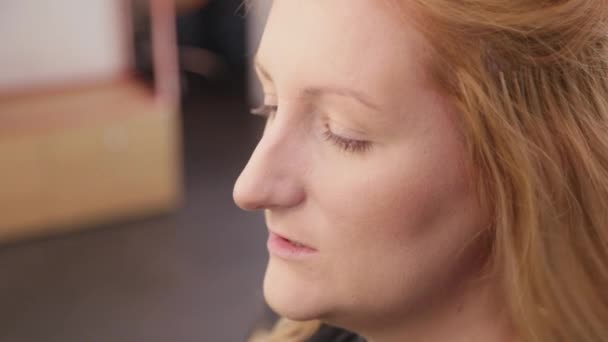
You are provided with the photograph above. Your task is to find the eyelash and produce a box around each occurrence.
[321,125,371,154]
[250,104,372,154]
[250,104,277,117]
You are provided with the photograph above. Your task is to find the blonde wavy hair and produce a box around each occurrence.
[250,0,608,341]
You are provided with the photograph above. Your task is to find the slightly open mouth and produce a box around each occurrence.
[283,237,307,248]
[268,232,317,257]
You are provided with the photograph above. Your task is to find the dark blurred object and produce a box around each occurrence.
[176,0,247,85]
[175,0,211,14]
[131,0,156,85]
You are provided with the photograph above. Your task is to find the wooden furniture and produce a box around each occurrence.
[0,0,182,242]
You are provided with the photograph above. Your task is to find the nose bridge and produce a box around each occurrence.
[253,113,301,176]
[233,111,306,210]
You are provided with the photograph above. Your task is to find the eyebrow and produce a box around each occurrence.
[254,57,381,111]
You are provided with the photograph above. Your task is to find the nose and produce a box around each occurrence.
[233,118,306,211]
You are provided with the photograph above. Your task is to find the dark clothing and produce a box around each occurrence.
[307,324,366,342]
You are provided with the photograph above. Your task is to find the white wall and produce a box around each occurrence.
[0,0,130,92]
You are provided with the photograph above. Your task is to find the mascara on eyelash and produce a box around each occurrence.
[322,125,372,153]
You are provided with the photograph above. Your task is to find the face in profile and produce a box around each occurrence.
[234,0,490,331]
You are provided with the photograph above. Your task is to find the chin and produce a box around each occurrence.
[263,257,331,321]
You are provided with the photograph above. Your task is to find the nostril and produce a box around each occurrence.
[234,193,266,211]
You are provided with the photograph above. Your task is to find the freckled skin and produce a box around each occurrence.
[233,1,508,341]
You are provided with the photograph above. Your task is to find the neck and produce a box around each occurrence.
[355,276,517,342]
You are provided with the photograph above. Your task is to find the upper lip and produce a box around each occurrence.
[270,230,317,250]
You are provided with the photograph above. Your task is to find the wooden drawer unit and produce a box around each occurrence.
[0,81,182,241]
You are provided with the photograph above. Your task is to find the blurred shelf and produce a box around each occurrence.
[0,79,182,243]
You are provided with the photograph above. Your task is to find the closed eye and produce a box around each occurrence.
[322,123,372,154]
[250,104,372,154]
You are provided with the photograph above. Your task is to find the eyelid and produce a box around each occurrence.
[322,123,372,154]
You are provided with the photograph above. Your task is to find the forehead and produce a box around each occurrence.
[256,0,432,99]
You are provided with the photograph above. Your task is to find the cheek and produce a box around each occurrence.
[306,141,486,317]
[315,144,474,245]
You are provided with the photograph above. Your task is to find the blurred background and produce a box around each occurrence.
[0,0,274,340]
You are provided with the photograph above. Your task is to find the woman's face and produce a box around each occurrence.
[234,0,489,330]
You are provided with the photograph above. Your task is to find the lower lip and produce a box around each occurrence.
[267,232,317,259]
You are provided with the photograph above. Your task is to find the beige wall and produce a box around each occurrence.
[0,0,131,92]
